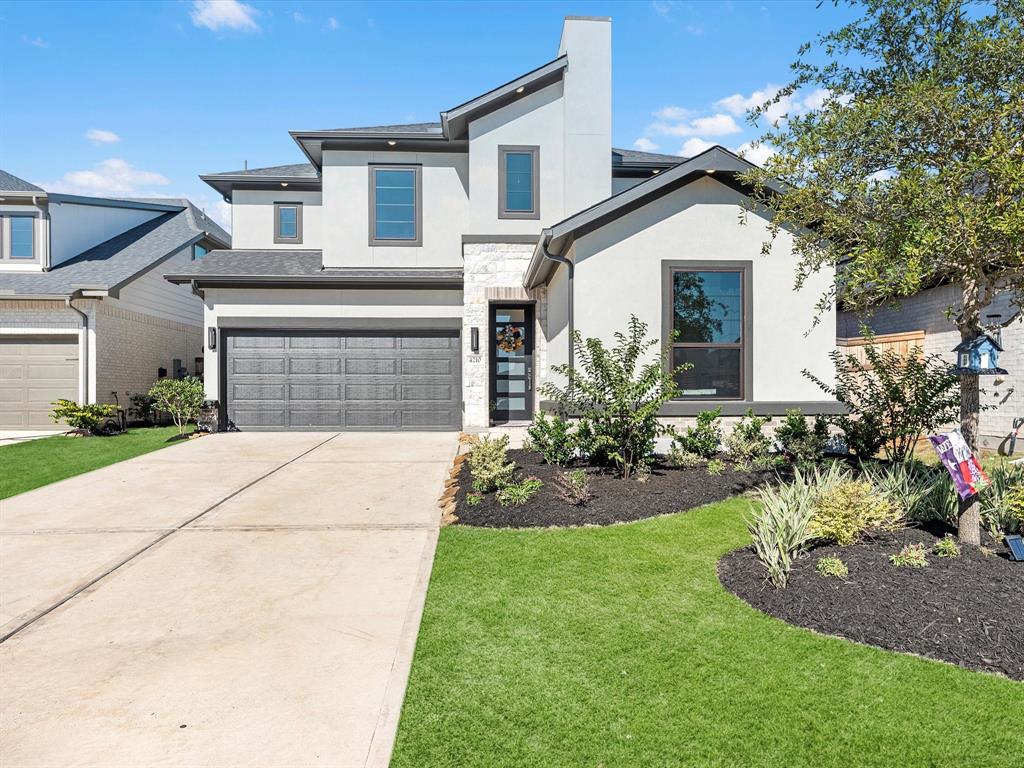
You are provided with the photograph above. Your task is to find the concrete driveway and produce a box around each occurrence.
[0,431,457,768]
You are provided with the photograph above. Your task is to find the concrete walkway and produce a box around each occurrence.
[0,431,457,768]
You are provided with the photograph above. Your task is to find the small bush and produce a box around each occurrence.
[674,408,722,459]
[526,412,577,466]
[50,399,118,434]
[468,435,516,492]
[809,480,903,545]
[666,445,705,469]
[148,376,204,435]
[934,536,961,558]
[981,463,1024,536]
[747,469,817,588]
[816,556,849,579]
[496,476,543,507]
[860,460,947,523]
[774,409,829,465]
[555,469,592,506]
[1007,484,1024,529]
[466,492,484,507]
[890,542,928,568]
[725,409,773,465]
[706,458,725,476]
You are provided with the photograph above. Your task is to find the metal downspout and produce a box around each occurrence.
[540,234,574,380]
[65,291,89,403]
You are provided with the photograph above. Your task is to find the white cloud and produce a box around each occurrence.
[292,11,307,23]
[190,0,260,32]
[22,35,48,48]
[632,138,660,153]
[868,168,896,183]
[650,112,741,138]
[651,0,676,18]
[85,129,120,144]
[44,159,171,197]
[654,106,694,122]
[679,138,716,157]
[716,84,842,126]
[734,141,776,166]
[327,17,340,30]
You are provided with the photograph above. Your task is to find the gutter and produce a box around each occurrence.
[65,290,89,403]
[539,231,575,378]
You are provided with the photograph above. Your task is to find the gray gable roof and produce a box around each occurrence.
[612,148,686,167]
[323,122,443,134]
[205,162,319,179]
[0,169,44,194]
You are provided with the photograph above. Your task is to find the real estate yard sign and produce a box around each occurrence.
[929,429,989,499]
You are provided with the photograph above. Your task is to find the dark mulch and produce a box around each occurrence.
[454,449,775,528]
[718,526,1024,680]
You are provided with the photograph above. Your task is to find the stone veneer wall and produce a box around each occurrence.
[462,242,547,429]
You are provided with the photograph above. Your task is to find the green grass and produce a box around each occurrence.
[0,426,184,499]
[392,500,1023,767]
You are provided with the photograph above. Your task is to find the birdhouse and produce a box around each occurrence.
[952,334,1007,375]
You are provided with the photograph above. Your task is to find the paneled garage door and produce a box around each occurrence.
[224,330,461,431]
[0,337,79,429]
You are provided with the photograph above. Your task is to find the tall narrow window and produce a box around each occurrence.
[192,243,209,260]
[274,203,302,244]
[370,166,421,245]
[499,146,539,219]
[9,216,34,259]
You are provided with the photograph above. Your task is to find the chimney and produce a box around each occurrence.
[558,16,612,214]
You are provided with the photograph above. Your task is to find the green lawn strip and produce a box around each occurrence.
[0,426,185,499]
[392,499,1022,768]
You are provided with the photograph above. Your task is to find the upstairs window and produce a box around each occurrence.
[499,146,539,220]
[274,202,302,244]
[370,165,421,246]
[192,243,209,260]
[8,216,35,259]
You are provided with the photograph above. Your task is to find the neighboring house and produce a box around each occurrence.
[0,170,229,428]
[168,16,837,433]
[838,287,1023,452]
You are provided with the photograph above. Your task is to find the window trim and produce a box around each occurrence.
[498,145,540,220]
[1,213,39,263]
[273,202,303,244]
[661,260,753,402]
[368,164,423,247]
[192,242,210,261]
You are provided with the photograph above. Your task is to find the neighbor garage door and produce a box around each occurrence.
[0,337,79,429]
[224,330,461,431]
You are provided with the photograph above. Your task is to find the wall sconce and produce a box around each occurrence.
[471,326,480,353]
[208,327,217,350]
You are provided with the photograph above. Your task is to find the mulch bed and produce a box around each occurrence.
[453,449,774,528]
[718,526,1024,680]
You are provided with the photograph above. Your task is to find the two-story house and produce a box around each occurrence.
[0,170,228,429]
[168,16,838,433]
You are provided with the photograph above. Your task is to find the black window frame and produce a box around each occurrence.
[498,145,540,220]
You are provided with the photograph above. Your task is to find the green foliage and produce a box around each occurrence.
[466,492,484,507]
[50,399,118,434]
[674,407,722,459]
[496,476,543,507]
[666,445,705,469]
[525,412,577,466]
[147,376,204,435]
[860,459,947,523]
[725,409,773,465]
[1007,484,1024,529]
[747,468,817,588]
[980,463,1024,536]
[816,556,849,579]
[540,315,682,479]
[774,409,829,465]
[555,469,592,506]
[805,344,960,463]
[890,543,928,569]
[810,479,904,546]
[468,435,517,493]
[934,536,961,559]
[706,458,725,476]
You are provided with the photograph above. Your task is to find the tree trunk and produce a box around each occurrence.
[957,370,982,545]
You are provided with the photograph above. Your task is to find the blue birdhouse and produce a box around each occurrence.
[952,334,1007,375]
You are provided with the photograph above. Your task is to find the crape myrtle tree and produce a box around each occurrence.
[740,0,1024,545]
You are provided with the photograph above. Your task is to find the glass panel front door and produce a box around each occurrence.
[490,305,534,422]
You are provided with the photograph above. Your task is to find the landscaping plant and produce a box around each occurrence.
[809,479,904,546]
[147,376,204,436]
[540,315,683,479]
[934,536,962,559]
[554,469,592,506]
[747,468,817,588]
[674,407,722,459]
[860,460,945,523]
[816,556,849,579]
[525,412,577,466]
[890,543,929,569]
[980,463,1024,536]
[725,409,774,466]
[50,399,118,436]
[774,409,829,466]
[665,445,705,470]
[466,492,484,507]
[496,477,544,507]
[706,458,725,476]
[468,434,516,493]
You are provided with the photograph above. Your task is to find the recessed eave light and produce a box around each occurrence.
[706,169,716,174]
[281,182,289,187]
[652,169,660,175]
[387,140,397,146]
[515,86,525,94]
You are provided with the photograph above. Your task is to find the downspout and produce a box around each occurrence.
[540,233,574,381]
[66,290,89,403]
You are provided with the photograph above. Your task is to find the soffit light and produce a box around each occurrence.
[281,182,289,187]
[387,140,397,146]
[516,86,525,94]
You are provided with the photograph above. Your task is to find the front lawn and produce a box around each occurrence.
[0,426,185,499]
[392,499,1023,767]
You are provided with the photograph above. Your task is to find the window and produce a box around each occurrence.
[498,145,539,219]
[369,165,421,245]
[665,264,750,400]
[8,216,35,260]
[274,202,303,244]
[192,243,209,260]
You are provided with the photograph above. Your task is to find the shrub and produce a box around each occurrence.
[1007,484,1024,529]
[747,469,817,588]
[774,409,829,465]
[816,556,849,579]
[666,446,705,469]
[148,376,204,436]
[127,392,157,426]
[934,536,961,558]
[706,458,725,476]
[526,412,577,466]
[805,343,960,462]
[860,460,946,523]
[980,463,1024,536]
[540,315,682,479]
[50,399,118,435]
[496,476,543,507]
[468,434,516,493]
[466,492,484,507]
[725,409,773,465]
[890,543,928,568]
[555,469,592,506]
[809,480,903,545]
[674,408,722,459]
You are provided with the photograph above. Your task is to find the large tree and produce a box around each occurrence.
[741,0,1024,544]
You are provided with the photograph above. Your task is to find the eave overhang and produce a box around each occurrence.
[200,173,322,199]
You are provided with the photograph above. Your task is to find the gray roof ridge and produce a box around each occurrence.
[55,212,180,270]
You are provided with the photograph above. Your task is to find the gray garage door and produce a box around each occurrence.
[224,330,461,431]
[0,337,79,429]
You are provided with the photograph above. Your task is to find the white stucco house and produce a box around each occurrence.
[167,16,838,433]
[0,170,229,428]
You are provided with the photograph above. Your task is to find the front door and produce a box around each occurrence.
[490,304,534,423]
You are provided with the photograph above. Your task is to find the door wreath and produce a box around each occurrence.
[496,324,524,353]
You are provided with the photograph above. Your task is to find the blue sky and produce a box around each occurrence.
[0,0,859,229]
